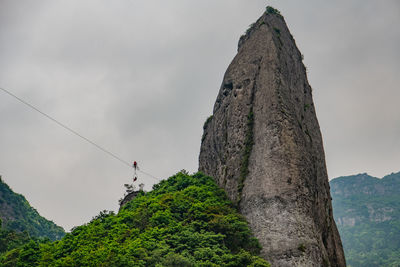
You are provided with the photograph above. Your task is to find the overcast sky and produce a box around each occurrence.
[1,1,399,231]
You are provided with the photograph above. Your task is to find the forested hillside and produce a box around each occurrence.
[0,219,32,255]
[0,172,270,266]
[0,176,65,241]
[331,172,400,267]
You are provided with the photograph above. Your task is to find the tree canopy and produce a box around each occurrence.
[0,172,270,266]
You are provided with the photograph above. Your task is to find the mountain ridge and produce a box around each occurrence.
[331,171,400,198]
[330,171,400,266]
[0,176,65,241]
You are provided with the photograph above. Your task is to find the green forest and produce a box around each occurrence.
[0,219,32,255]
[330,172,400,267]
[0,172,270,266]
[3,170,400,266]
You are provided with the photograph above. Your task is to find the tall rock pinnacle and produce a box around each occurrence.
[199,8,346,267]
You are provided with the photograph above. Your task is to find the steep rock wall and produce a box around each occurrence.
[199,9,345,267]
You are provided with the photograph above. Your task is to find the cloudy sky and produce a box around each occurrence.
[1,1,399,231]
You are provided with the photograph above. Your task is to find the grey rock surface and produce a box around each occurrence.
[199,10,346,267]
[119,191,140,210]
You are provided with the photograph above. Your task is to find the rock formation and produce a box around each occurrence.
[119,190,141,210]
[199,8,346,266]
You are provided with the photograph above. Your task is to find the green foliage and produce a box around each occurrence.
[238,109,255,200]
[0,178,65,241]
[273,27,280,36]
[0,222,32,255]
[297,243,306,253]
[203,115,213,131]
[239,6,282,46]
[1,172,269,266]
[338,221,400,267]
[246,23,256,35]
[331,172,400,267]
[265,6,281,16]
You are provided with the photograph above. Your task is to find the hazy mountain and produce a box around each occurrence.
[331,172,400,266]
[0,176,65,241]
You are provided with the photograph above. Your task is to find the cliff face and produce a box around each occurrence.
[199,9,345,267]
[331,172,400,227]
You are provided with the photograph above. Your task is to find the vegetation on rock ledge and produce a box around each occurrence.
[265,6,281,16]
[238,109,255,202]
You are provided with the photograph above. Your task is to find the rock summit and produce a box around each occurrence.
[199,8,346,267]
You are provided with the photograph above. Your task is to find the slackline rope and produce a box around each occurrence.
[0,86,160,182]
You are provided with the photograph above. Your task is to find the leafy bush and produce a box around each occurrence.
[203,115,213,131]
[265,6,281,16]
[0,222,32,255]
